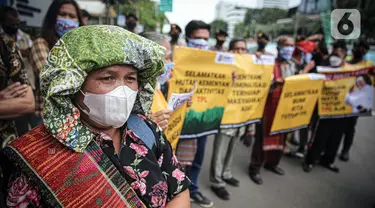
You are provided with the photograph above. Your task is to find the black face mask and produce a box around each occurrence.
[3,25,19,35]
[171,34,179,42]
[257,41,266,50]
[216,39,225,46]
[126,22,137,30]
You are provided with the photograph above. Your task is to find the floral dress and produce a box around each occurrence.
[96,115,190,207]
[6,115,190,208]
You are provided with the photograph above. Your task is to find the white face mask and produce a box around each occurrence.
[329,55,343,67]
[79,85,138,128]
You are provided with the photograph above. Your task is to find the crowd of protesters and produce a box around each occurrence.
[0,0,374,207]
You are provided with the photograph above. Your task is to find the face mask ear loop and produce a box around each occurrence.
[80,89,86,96]
[75,90,88,113]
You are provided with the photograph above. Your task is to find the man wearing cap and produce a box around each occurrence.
[210,29,228,52]
[169,24,184,47]
[256,32,272,55]
[125,13,138,33]
[169,24,185,57]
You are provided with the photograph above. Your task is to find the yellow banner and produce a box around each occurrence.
[220,54,274,128]
[169,47,233,138]
[164,103,187,151]
[271,74,325,134]
[318,61,375,118]
[151,89,168,113]
[151,89,187,150]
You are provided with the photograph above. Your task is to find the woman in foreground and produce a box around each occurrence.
[4,25,190,208]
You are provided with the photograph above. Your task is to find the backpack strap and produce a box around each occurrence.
[127,114,156,150]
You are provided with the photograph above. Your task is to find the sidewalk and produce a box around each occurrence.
[192,116,375,208]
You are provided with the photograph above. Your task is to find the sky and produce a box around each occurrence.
[164,0,301,33]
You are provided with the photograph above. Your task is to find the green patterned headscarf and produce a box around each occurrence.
[40,25,165,152]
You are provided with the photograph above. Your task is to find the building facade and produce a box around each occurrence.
[259,0,290,9]
[215,1,247,39]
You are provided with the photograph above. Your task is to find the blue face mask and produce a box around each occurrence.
[187,39,209,50]
[55,18,79,37]
[158,62,175,85]
[303,52,313,64]
[279,46,295,61]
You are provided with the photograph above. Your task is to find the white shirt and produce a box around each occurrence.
[345,85,374,113]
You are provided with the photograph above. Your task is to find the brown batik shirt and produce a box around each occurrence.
[0,34,30,148]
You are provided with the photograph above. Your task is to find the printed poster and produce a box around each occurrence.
[169,47,233,139]
[220,54,274,128]
[270,74,325,134]
[151,89,190,150]
[318,61,375,118]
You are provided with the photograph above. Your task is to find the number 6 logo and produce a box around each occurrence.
[331,9,360,39]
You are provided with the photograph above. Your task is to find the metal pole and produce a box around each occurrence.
[293,11,300,37]
[105,0,110,24]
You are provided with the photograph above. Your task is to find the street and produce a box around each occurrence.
[192,116,375,208]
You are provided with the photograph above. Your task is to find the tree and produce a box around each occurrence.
[122,0,169,32]
[210,19,228,38]
[234,23,246,38]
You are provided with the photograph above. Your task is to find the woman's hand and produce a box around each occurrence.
[276,78,284,84]
[254,51,262,58]
[302,60,315,74]
[349,85,355,93]
[0,82,28,100]
[232,69,238,83]
[150,109,172,131]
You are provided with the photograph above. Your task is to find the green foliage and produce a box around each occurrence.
[122,0,168,32]
[181,107,225,135]
[234,7,323,39]
[210,19,228,38]
[244,8,288,25]
[233,8,289,39]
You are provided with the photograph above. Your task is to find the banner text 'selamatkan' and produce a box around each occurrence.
[271,74,324,134]
[169,47,233,139]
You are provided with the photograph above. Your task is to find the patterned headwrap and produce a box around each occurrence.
[40,25,165,152]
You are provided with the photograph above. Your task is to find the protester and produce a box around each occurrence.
[329,40,347,67]
[169,24,185,50]
[339,39,372,162]
[0,6,40,135]
[210,29,228,51]
[302,41,329,73]
[284,39,317,158]
[248,36,296,185]
[246,32,273,157]
[126,13,138,33]
[0,33,35,208]
[175,20,214,207]
[30,0,83,121]
[210,39,246,200]
[303,40,349,173]
[3,25,190,208]
[81,9,90,25]
[230,39,247,54]
[292,40,315,73]
[256,32,272,55]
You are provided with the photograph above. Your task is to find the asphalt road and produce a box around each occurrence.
[191,116,375,208]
